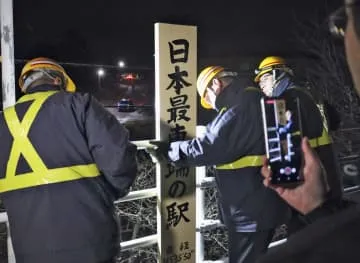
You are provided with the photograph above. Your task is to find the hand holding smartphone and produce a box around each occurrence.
[261,97,304,187]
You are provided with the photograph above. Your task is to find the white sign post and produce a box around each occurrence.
[154,23,197,262]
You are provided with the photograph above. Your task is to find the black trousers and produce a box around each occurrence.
[287,208,308,236]
[228,229,275,263]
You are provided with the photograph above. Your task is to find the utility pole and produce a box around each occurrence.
[1,0,16,109]
[1,0,17,262]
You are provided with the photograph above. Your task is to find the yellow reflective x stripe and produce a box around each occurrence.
[1,91,100,193]
[5,92,55,177]
[17,90,57,103]
[216,155,264,170]
[0,164,100,192]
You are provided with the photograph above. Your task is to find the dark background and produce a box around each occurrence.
[8,0,345,136]
[14,0,342,66]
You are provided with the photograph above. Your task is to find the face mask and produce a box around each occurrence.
[259,74,274,96]
[206,87,217,108]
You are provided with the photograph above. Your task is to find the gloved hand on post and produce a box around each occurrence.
[146,140,171,163]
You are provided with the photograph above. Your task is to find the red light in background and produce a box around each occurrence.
[124,74,135,80]
[120,72,141,81]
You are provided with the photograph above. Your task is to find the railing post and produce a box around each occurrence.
[1,0,17,262]
[6,222,15,263]
[1,0,16,109]
[196,126,207,263]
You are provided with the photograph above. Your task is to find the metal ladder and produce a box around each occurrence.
[267,101,282,163]
[285,133,295,162]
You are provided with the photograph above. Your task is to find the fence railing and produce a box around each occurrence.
[2,139,360,262]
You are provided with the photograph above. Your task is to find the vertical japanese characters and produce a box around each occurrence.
[165,39,192,229]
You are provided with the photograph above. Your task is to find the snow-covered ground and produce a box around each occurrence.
[105,107,153,124]
[105,107,155,140]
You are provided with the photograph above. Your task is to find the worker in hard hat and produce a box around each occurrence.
[254,56,343,231]
[154,66,290,263]
[254,56,295,97]
[0,57,138,263]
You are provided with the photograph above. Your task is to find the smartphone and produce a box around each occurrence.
[261,97,304,187]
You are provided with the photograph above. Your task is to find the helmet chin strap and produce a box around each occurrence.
[272,70,277,88]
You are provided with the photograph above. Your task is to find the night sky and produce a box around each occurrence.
[14,0,342,68]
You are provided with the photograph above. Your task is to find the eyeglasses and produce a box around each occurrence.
[329,2,360,38]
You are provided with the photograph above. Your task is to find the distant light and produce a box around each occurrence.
[118,60,126,68]
[97,68,105,77]
[121,73,141,81]
[124,73,135,80]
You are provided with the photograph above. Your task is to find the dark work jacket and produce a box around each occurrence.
[257,202,360,263]
[169,78,290,232]
[0,85,138,263]
[272,77,343,201]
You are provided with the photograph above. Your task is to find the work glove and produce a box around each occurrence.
[146,140,171,163]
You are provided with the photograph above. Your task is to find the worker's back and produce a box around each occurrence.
[0,85,137,263]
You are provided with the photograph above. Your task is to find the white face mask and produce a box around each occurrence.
[259,73,274,96]
[206,87,217,108]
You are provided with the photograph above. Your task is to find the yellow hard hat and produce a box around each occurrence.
[254,56,289,82]
[197,66,226,109]
[19,57,76,93]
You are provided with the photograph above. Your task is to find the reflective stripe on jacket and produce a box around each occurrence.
[0,85,137,262]
[2,91,100,193]
[215,128,331,170]
[280,84,342,200]
[169,79,290,232]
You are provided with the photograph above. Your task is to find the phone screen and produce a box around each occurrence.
[261,97,303,186]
